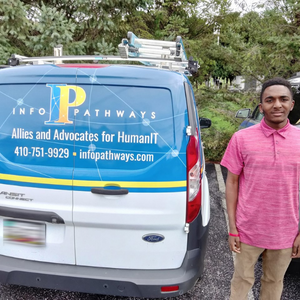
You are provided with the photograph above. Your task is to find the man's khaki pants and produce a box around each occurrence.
[230,243,292,300]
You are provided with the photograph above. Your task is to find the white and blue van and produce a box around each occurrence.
[0,33,211,298]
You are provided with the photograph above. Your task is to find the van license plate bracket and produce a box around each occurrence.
[3,219,46,246]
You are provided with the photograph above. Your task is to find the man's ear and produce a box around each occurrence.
[258,103,263,114]
[291,100,295,111]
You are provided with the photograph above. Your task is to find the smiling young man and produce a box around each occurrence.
[221,77,300,300]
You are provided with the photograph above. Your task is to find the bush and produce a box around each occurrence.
[195,87,258,162]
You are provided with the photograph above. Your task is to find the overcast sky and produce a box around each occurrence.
[231,0,265,13]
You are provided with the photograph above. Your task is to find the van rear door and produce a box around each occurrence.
[0,66,76,264]
[73,67,189,269]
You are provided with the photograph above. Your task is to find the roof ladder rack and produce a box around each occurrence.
[118,32,198,74]
[119,32,187,61]
[8,32,199,75]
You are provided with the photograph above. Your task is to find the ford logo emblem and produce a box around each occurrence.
[142,234,165,243]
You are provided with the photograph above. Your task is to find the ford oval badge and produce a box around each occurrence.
[142,234,165,243]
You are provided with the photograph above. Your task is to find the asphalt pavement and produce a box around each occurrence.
[0,163,299,300]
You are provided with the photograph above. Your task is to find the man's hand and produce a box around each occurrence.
[292,233,300,258]
[229,235,241,254]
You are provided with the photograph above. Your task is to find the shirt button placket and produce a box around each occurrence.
[274,134,278,158]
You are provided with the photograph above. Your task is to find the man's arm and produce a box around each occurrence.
[292,233,300,258]
[225,170,240,253]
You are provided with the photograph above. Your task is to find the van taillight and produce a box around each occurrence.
[186,133,201,223]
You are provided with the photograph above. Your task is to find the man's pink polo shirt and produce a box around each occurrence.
[221,118,300,249]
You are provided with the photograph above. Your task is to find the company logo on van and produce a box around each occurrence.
[142,234,165,243]
[11,84,156,125]
[45,84,86,125]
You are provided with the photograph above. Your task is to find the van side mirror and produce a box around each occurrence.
[199,117,211,129]
[236,108,251,119]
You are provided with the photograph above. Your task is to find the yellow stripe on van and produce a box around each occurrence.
[0,173,72,186]
[0,173,186,188]
[72,180,186,188]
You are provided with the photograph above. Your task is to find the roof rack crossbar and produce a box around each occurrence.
[8,32,199,75]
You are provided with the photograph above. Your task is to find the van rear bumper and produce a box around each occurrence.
[0,227,208,298]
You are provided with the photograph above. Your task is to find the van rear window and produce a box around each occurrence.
[0,81,187,186]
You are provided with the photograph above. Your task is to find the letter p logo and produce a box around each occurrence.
[45,84,86,125]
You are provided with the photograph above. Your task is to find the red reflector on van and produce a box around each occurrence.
[57,64,109,68]
[161,285,179,293]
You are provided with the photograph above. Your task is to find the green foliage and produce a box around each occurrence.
[27,4,78,56]
[0,0,29,33]
[160,15,189,39]
[1,0,300,83]
[217,6,300,80]
[95,39,116,55]
[195,87,258,161]
[0,0,154,62]
[0,0,29,63]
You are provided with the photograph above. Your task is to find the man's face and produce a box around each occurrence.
[259,85,295,129]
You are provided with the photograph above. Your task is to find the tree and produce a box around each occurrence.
[0,0,154,63]
[0,0,29,62]
[3,0,300,86]
[27,3,82,56]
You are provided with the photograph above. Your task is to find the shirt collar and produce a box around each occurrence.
[260,118,291,138]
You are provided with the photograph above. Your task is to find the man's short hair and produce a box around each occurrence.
[260,77,293,103]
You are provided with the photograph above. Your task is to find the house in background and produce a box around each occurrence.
[230,76,262,92]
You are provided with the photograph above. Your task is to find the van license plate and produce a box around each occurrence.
[3,219,46,246]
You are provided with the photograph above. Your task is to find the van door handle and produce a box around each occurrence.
[91,188,129,195]
[0,206,64,224]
